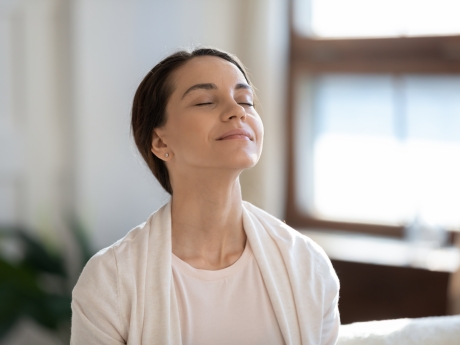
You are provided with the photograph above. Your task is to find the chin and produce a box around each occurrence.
[226,153,260,170]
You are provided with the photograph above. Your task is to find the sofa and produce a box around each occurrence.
[337,315,460,345]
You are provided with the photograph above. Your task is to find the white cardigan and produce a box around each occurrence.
[70,201,340,345]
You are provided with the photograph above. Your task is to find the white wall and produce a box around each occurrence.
[0,0,288,251]
[0,0,68,242]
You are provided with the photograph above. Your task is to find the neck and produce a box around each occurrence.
[170,173,246,270]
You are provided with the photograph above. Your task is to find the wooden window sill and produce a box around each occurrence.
[300,229,460,273]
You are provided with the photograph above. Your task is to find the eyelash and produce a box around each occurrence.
[195,102,254,107]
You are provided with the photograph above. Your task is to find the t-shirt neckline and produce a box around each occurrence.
[171,241,252,281]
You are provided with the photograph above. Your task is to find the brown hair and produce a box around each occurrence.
[131,47,252,194]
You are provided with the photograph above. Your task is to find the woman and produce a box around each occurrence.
[70,48,340,345]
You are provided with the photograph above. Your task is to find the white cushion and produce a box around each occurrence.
[337,315,460,345]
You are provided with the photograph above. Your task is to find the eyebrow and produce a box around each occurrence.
[181,82,253,99]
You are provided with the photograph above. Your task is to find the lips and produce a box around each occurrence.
[217,128,253,141]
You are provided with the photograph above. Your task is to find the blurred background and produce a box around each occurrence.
[0,0,459,344]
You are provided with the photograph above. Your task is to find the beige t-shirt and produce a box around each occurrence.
[172,242,286,345]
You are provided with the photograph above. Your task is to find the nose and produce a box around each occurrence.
[221,99,246,122]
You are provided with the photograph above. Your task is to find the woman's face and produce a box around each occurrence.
[154,56,264,176]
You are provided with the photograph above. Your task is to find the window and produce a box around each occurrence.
[294,0,460,38]
[287,0,460,236]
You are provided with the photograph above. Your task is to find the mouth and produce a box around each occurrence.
[217,128,253,141]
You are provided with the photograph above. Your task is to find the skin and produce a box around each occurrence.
[151,56,264,270]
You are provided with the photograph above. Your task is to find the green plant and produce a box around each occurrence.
[0,220,94,343]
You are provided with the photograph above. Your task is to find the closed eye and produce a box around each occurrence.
[239,102,254,107]
[195,102,213,106]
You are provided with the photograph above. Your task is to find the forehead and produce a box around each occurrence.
[171,56,247,91]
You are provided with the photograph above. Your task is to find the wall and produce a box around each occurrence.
[0,0,289,258]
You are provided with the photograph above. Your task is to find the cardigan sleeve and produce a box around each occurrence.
[320,259,341,345]
[70,247,126,345]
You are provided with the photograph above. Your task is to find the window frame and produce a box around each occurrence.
[285,1,460,237]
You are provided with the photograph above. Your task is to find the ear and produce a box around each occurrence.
[151,128,171,161]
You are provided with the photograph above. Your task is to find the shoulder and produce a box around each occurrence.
[72,225,141,303]
[71,209,163,340]
[243,201,329,260]
[88,200,171,267]
[73,203,166,293]
[76,222,146,282]
[243,201,339,287]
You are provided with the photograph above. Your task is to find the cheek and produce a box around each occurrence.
[168,113,212,151]
[253,116,264,147]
